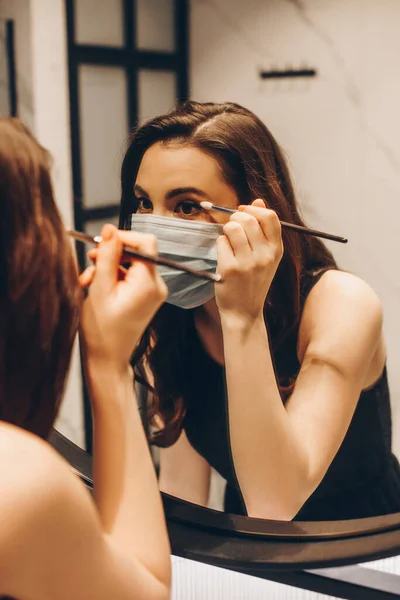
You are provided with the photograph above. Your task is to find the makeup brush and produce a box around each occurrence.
[67,229,222,283]
[200,202,348,244]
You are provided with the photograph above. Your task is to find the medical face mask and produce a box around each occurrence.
[130,213,223,309]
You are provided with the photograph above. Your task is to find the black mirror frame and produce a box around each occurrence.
[50,429,400,599]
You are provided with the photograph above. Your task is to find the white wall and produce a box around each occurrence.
[190,0,400,456]
[0,0,84,447]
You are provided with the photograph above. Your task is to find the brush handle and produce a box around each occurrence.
[210,205,236,215]
[68,229,222,283]
[207,205,347,244]
[120,246,222,282]
[280,221,347,244]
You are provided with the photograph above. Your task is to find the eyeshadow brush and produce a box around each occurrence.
[67,229,223,283]
[200,202,348,244]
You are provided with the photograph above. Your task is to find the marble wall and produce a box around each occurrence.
[190,0,400,457]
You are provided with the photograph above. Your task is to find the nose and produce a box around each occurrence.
[152,207,168,216]
[152,207,176,218]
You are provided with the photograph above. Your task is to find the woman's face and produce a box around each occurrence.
[134,142,239,224]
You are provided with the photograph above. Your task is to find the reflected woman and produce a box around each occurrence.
[0,118,170,599]
[119,101,400,521]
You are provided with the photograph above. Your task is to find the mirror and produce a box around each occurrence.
[41,0,399,534]
[126,0,400,525]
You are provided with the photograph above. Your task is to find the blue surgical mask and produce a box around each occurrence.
[130,213,223,309]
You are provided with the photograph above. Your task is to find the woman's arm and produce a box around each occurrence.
[159,429,211,507]
[216,203,384,520]
[87,364,171,587]
[142,365,211,508]
[79,225,171,586]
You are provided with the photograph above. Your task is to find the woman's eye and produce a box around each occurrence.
[136,197,153,212]
[175,201,201,217]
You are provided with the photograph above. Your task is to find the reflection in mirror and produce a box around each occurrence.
[74,0,124,47]
[138,69,178,126]
[78,65,128,209]
[136,0,175,52]
[121,0,400,523]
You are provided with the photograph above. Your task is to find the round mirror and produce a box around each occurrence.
[50,428,400,565]
[118,0,400,537]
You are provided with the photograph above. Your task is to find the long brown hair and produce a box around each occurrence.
[0,118,80,439]
[120,101,336,447]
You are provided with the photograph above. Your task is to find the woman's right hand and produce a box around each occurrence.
[79,224,167,373]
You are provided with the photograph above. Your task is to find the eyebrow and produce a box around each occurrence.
[133,184,210,201]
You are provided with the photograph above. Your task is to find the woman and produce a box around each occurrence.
[119,100,400,521]
[0,118,171,599]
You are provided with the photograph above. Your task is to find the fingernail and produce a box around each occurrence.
[102,224,114,241]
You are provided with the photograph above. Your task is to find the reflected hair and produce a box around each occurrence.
[119,101,337,447]
[0,118,80,439]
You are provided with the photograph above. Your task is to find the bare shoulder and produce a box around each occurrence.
[0,423,78,492]
[0,424,93,585]
[307,270,381,311]
[0,423,82,526]
[301,270,382,330]
[298,270,384,367]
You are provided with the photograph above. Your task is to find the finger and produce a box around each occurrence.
[229,211,265,251]
[88,245,144,277]
[87,248,97,261]
[116,230,159,277]
[87,232,152,261]
[216,234,235,270]
[78,265,95,288]
[92,224,122,293]
[122,243,167,308]
[238,202,281,245]
[222,221,252,258]
[252,198,267,209]
[123,258,154,286]
[116,230,158,256]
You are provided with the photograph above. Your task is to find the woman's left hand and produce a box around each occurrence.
[215,199,283,324]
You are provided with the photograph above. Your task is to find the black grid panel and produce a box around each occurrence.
[65,0,189,451]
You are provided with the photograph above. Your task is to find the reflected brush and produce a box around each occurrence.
[200,202,348,244]
[67,229,223,283]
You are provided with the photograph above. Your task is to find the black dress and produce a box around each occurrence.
[182,270,400,520]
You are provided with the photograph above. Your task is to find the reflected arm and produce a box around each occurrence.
[159,428,211,507]
[221,271,384,520]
